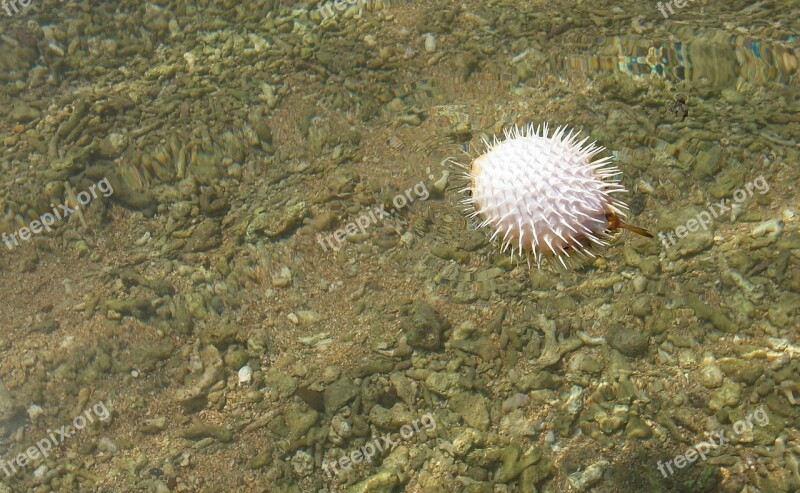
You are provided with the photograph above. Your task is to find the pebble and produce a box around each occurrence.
[97,437,119,454]
[699,365,724,388]
[238,365,253,385]
[27,404,44,420]
[751,218,784,238]
[296,310,326,325]
[432,170,449,195]
[721,88,746,105]
[501,393,531,414]
[567,460,608,491]
[632,275,648,293]
[424,33,436,52]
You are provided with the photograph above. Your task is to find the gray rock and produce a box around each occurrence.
[608,328,649,358]
[344,470,399,493]
[685,293,737,333]
[98,436,119,453]
[424,372,462,397]
[9,102,40,122]
[175,346,225,413]
[448,337,500,360]
[449,392,490,431]
[131,340,175,371]
[284,402,319,441]
[368,404,415,429]
[709,382,741,410]
[0,381,20,424]
[718,358,764,385]
[657,205,715,259]
[184,219,222,253]
[401,301,450,351]
[223,346,249,370]
[495,444,542,483]
[140,417,168,434]
[149,480,171,493]
[246,202,308,239]
[567,460,608,491]
[325,377,359,414]
[699,365,724,388]
[264,370,297,399]
[179,423,234,442]
[721,88,745,105]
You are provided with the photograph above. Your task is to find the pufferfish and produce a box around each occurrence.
[460,123,652,268]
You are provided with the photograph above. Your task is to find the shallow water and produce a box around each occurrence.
[0,0,798,492]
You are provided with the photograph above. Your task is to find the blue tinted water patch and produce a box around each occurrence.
[674,42,685,63]
[563,31,797,86]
